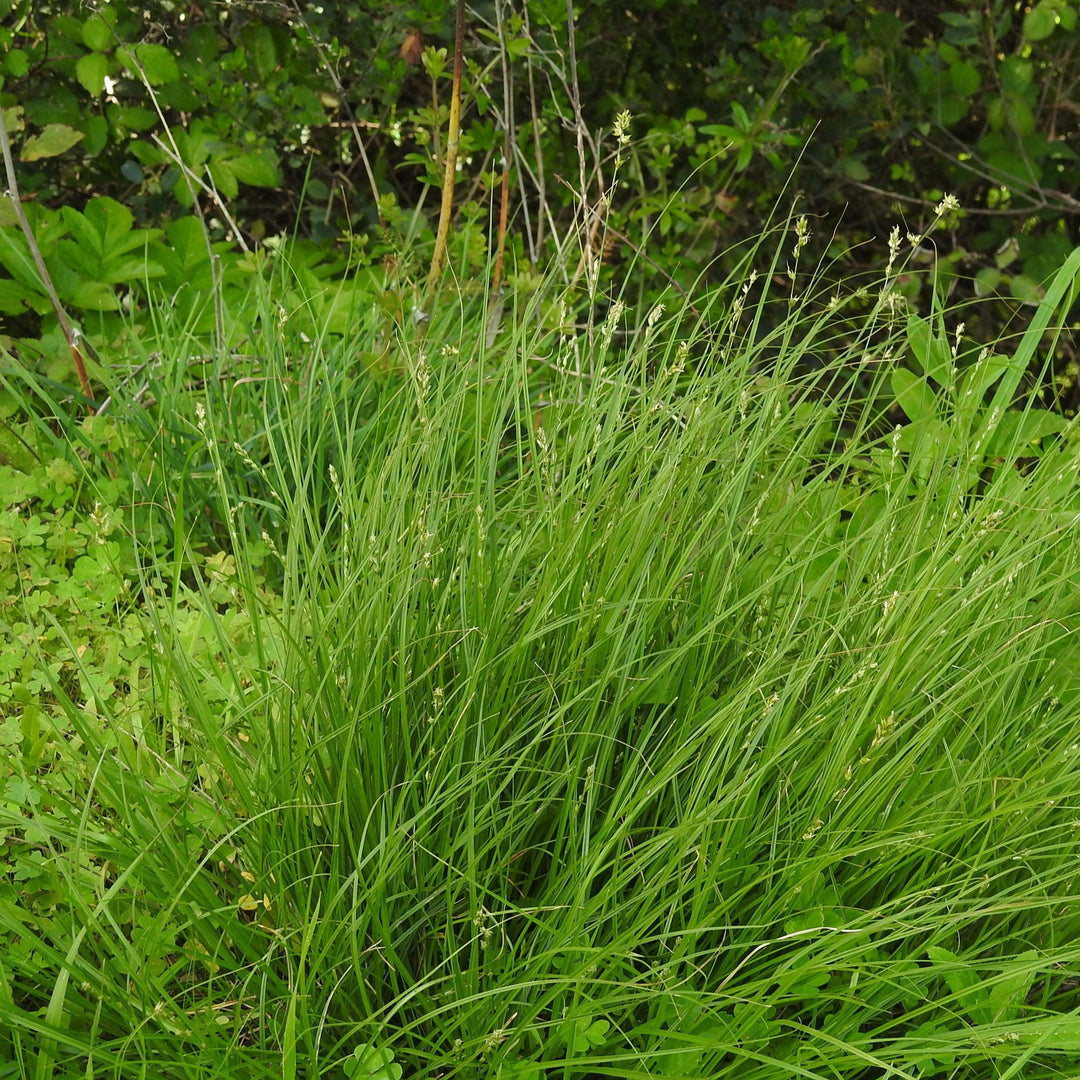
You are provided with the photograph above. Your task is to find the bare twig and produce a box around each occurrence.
[520,6,602,287]
[520,4,546,260]
[490,0,514,302]
[426,0,467,291]
[602,225,704,319]
[289,2,383,220]
[565,0,595,297]
[815,126,1080,219]
[114,31,242,357]
[115,34,251,255]
[149,133,250,253]
[0,107,94,402]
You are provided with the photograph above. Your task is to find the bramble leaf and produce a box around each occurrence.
[21,124,85,162]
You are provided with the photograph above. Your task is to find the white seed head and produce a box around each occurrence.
[935,193,960,216]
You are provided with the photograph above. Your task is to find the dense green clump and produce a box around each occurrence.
[2,226,1080,1077]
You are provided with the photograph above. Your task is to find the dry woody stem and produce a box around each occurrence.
[427,0,467,291]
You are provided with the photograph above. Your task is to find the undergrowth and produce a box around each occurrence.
[2,228,1080,1079]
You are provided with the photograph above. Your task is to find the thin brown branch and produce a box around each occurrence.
[490,0,514,302]
[290,2,383,222]
[426,0,466,292]
[603,226,704,320]
[491,150,512,302]
[821,158,1080,218]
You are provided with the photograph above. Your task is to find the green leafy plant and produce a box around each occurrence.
[5,0,1080,422]
[884,248,1079,490]
[343,1044,403,1080]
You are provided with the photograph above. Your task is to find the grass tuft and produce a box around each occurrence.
[3,239,1080,1079]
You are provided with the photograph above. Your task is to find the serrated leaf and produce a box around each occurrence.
[75,52,109,97]
[0,228,43,290]
[989,951,1039,1021]
[0,277,40,316]
[59,211,103,261]
[243,23,278,80]
[83,196,134,254]
[51,252,98,297]
[101,227,163,259]
[21,124,85,162]
[64,279,119,311]
[141,43,180,85]
[81,13,114,52]
[118,43,179,85]
[183,24,221,63]
[128,141,166,167]
[173,121,225,167]
[208,158,238,199]
[229,151,281,188]
[109,105,158,132]
[164,215,209,263]
[102,256,165,284]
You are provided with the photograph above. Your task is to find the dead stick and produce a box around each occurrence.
[490,141,512,302]
[489,0,513,303]
[426,0,466,292]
